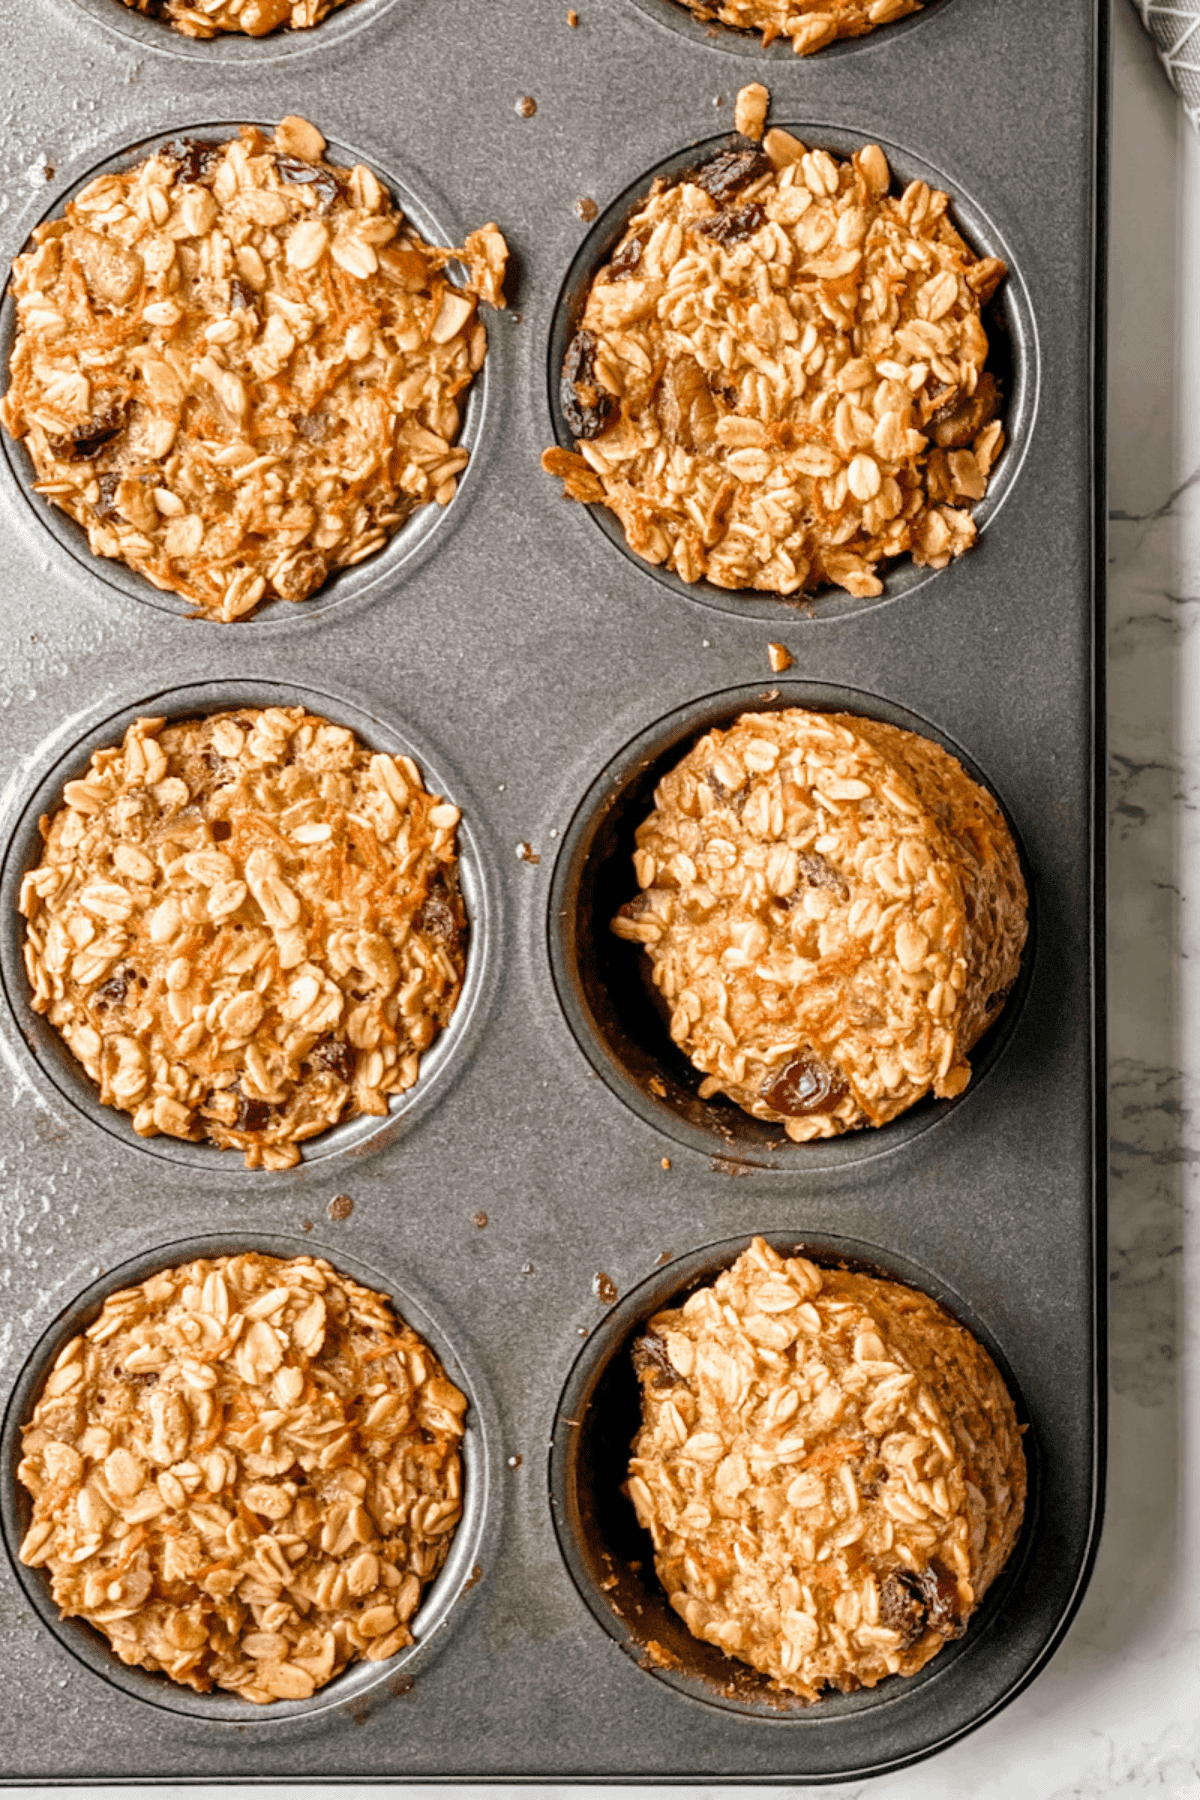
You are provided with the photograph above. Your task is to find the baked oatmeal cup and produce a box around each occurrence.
[544,85,1005,601]
[612,707,1027,1139]
[629,1236,1026,1700]
[1,118,508,621]
[19,705,468,1169]
[661,0,924,59]
[114,0,359,37]
[16,1251,467,1702]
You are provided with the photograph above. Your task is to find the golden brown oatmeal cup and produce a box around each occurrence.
[17,1250,467,1702]
[1,117,508,621]
[19,705,469,1169]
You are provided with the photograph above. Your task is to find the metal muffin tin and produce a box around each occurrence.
[0,0,1106,1781]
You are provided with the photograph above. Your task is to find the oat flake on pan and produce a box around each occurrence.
[0,117,508,622]
[612,709,1027,1138]
[117,0,353,36]
[543,84,1005,600]
[19,706,468,1169]
[629,1237,1026,1700]
[17,1252,467,1702]
[668,0,922,57]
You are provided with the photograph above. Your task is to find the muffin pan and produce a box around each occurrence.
[0,0,1105,1780]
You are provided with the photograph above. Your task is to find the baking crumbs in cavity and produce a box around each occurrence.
[328,1193,354,1221]
[473,1211,489,1228]
[576,198,599,222]
[516,841,540,864]
[593,1272,618,1304]
[517,97,537,118]
[768,642,794,672]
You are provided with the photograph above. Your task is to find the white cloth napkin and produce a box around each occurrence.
[1133,0,1200,126]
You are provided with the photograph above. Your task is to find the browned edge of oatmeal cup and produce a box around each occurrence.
[0,121,493,628]
[548,1229,1035,1723]
[54,0,400,64]
[0,680,500,1181]
[546,679,1035,1173]
[0,1230,500,1723]
[616,0,955,64]
[544,124,1037,625]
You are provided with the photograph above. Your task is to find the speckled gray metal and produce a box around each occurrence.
[0,0,1106,1781]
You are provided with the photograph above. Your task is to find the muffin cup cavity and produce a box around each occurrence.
[0,1230,499,1722]
[548,1230,1034,1722]
[0,679,499,1179]
[0,123,493,631]
[545,125,1038,625]
[546,680,1034,1170]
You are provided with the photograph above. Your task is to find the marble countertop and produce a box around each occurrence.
[10,4,1196,1793]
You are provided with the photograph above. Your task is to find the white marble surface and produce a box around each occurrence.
[13,4,1199,1793]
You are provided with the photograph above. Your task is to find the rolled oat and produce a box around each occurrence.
[629,1237,1025,1700]
[543,85,1005,600]
[17,1252,467,1702]
[1,120,508,621]
[20,706,468,1169]
[612,708,1027,1139]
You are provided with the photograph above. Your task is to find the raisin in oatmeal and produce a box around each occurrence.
[19,706,468,1169]
[543,85,1005,600]
[668,0,922,58]
[629,1237,1025,1700]
[116,0,354,35]
[612,709,1026,1138]
[1,118,508,621]
[17,1252,467,1702]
